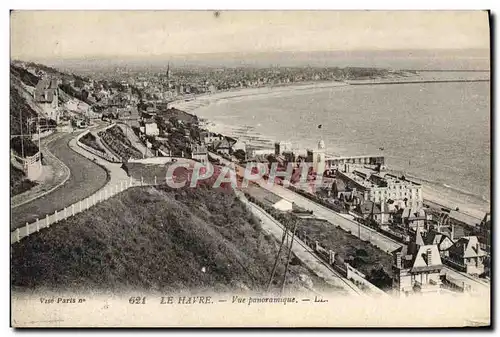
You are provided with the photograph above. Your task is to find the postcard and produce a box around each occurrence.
[9,10,491,327]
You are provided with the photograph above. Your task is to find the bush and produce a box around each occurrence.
[11,136,39,157]
[356,248,368,257]
[10,164,37,196]
[366,267,392,290]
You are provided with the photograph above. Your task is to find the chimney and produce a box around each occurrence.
[426,248,432,266]
[396,252,402,269]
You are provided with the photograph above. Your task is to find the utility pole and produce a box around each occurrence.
[37,117,41,168]
[280,221,298,295]
[267,225,288,292]
[19,105,24,158]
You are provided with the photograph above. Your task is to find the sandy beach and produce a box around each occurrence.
[169,81,349,114]
[170,81,489,221]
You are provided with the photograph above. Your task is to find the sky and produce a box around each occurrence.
[10,10,490,60]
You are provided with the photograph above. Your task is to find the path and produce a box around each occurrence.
[10,131,109,230]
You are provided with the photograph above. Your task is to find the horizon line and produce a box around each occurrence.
[11,47,490,63]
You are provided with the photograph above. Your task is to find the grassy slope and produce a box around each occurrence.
[11,186,335,293]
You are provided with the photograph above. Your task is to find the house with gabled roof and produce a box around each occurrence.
[402,206,430,233]
[356,200,391,225]
[34,78,59,120]
[392,228,443,296]
[211,138,232,155]
[446,236,486,276]
[424,231,454,257]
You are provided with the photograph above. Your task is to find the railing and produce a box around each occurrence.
[12,151,41,166]
[11,176,155,245]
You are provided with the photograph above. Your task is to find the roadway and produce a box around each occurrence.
[10,130,109,230]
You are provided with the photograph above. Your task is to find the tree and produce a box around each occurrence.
[331,180,338,198]
[366,267,392,290]
[233,149,246,162]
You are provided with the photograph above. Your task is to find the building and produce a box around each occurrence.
[392,230,443,296]
[275,141,293,156]
[202,132,224,146]
[192,145,208,164]
[356,200,390,225]
[34,78,59,121]
[306,139,326,176]
[402,206,430,233]
[446,236,486,276]
[424,231,455,257]
[336,167,423,209]
[212,138,232,155]
[478,213,491,253]
[143,122,159,137]
[325,154,385,171]
[232,140,247,153]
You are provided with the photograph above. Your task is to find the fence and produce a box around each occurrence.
[10,176,157,245]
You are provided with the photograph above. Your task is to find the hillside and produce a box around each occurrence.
[10,64,40,87]
[11,186,337,294]
[10,82,38,136]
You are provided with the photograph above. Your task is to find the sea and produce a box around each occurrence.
[187,52,490,217]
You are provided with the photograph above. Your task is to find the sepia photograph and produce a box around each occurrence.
[8,9,491,328]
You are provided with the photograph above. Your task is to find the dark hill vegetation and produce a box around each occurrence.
[11,186,335,294]
[10,164,37,196]
[10,84,38,136]
[10,65,40,87]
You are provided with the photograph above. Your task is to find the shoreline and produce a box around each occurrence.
[169,80,349,112]
[170,81,489,220]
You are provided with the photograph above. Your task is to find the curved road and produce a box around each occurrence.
[11,132,109,230]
